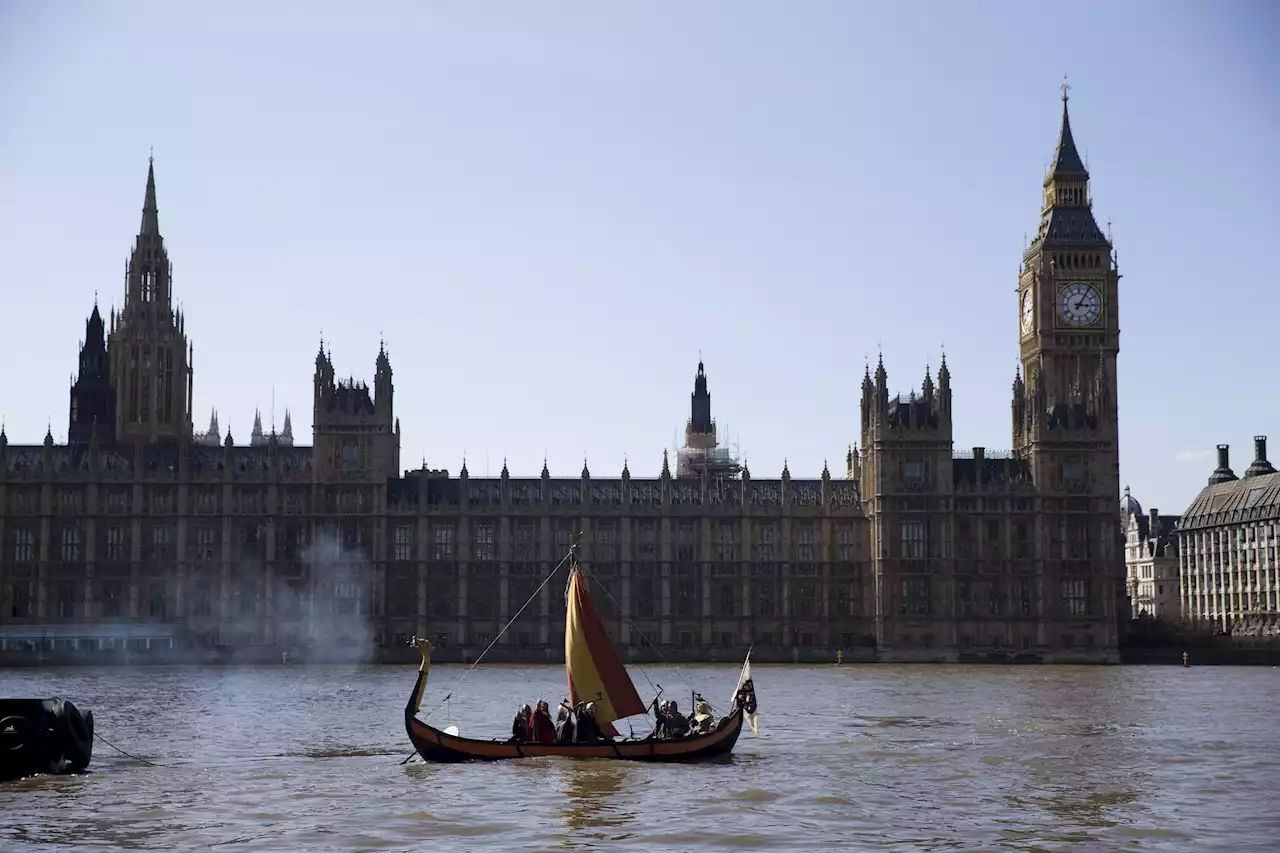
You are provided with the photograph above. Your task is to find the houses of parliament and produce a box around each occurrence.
[0,90,1126,664]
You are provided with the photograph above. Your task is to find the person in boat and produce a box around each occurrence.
[574,702,606,743]
[688,695,715,735]
[510,704,533,743]
[655,700,690,740]
[666,701,690,738]
[652,700,671,739]
[555,703,576,743]
[530,700,557,743]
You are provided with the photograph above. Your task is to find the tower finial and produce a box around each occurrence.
[1061,73,1070,103]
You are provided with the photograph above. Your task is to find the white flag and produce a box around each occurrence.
[731,649,758,736]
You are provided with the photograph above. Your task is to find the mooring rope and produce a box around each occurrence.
[93,730,171,768]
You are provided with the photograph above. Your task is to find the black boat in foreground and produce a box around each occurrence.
[0,698,94,781]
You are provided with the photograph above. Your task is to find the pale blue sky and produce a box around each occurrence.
[1,1,1277,514]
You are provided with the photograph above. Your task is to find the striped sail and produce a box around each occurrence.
[565,567,645,734]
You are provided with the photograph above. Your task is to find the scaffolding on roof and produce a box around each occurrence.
[676,442,743,480]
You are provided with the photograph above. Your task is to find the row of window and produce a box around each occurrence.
[900,577,1088,617]
[10,575,1093,622]
[6,521,862,564]
[7,579,366,620]
[896,518,1098,560]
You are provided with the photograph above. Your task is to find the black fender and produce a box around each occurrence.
[44,698,94,773]
[0,715,31,754]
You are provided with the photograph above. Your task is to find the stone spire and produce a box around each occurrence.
[1049,76,1088,179]
[140,154,160,236]
[690,359,713,434]
[281,410,294,445]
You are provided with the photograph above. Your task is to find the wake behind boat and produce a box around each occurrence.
[403,539,757,763]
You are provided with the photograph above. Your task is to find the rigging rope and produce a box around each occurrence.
[418,544,577,725]
[577,564,719,714]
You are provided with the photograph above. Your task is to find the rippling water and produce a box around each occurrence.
[2,663,1279,851]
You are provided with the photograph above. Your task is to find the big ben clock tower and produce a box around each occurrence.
[1012,80,1122,659]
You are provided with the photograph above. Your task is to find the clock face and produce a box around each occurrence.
[1020,289,1034,335]
[1057,282,1102,327]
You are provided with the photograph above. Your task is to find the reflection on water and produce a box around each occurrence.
[0,664,1276,851]
[557,761,634,842]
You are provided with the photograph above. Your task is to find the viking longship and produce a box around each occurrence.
[404,540,757,762]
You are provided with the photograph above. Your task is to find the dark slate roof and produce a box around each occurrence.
[1134,513,1181,556]
[1177,471,1280,531]
[1050,100,1088,177]
[322,381,375,415]
[1034,206,1110,248]
[887,395,937,429]
[952,456,1034,490]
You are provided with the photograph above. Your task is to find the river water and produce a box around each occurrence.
[1,663,1277,851]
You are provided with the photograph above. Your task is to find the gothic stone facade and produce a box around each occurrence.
[0,91,1125,664]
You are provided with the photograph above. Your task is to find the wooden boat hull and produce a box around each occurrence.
[0,698,94,781]
[406,707,744,763]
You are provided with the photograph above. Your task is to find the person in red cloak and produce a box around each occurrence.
[530,699,557,743]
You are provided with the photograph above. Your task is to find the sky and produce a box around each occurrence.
[1,1,1277,515]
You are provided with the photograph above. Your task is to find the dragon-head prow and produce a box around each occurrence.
[408,635,434,664]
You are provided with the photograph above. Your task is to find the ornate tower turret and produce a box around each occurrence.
[108,156,193,443]
[375,339,393,418]
[312,341,399,481]
[1012,80,1124,660]
[1014,81,1119,489]
[676,359,739,479]
[69,300,116,443]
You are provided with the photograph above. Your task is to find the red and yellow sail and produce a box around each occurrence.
[565,567,645,735]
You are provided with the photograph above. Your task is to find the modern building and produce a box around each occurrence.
[1121,487,1180,620]
[0,88,1126,663]
[1176,438,1280,635]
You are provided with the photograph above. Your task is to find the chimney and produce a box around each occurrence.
[973,447,985,460]
[1246,435,1277,478]
[1209,444,1238,485]
[1149,508,1159,536]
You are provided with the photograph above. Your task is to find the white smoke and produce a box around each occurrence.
[292,531,377,664]
[193,529,377,664]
